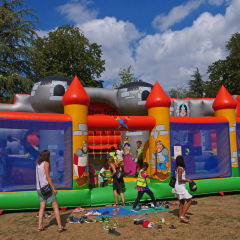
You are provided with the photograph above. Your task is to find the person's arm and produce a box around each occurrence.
[110,163,116,178]
[178,167,192,183]
[100,169,105,178]
[44,162,57,194]
[134,151,137,158]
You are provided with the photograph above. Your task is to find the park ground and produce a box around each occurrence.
[1,193,240,240]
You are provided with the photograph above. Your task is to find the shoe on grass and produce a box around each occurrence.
[73,207,84,212]
[85,211,93,216]
[108,228,121,236]
[103,223,110,230]
[69,216,80,223]
[131,208,139,212]
[99,216,105,223]
[85,218,96,223]
[113,221,119,228]
[105,215,109,223]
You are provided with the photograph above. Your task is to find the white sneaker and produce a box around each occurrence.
[141,206,149,210]
[85,211,93,216]
[161,217,165,223]
[93,210,101,216]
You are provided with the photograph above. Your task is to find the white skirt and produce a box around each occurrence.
[175,191,192,200]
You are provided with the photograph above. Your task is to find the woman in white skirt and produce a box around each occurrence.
[175,155,193,223]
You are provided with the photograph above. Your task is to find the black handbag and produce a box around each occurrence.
[115,166,124,179]
[169,176,176,188]
[37,167,52,196]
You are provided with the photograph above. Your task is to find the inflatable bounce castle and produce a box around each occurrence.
[0,76,240,211]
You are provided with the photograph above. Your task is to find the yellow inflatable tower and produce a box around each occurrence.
[146,82,171,181]
[62,76,90,188]
[212,85,238,173]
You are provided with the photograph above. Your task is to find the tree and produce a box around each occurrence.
[30,25,105,88]
[205,32,240,97]
[188,67,204,98]
[110,65,142,89]
[168,85,191,98]
[0,0,39,103]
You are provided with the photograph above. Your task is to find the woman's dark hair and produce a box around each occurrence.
[176,155,186,168]
[37,150,50,165]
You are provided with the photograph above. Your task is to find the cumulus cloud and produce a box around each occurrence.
[44,0,240,91]
[208,0,230,6]
[56,0,98,24]
[135,0,240,89]
[152,0,204,31]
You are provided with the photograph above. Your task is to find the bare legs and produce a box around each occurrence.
[179,198,192,222]
[38,200,66,231]
[38,202,46,230]
[113,188,125,206]
[51,200,62,229]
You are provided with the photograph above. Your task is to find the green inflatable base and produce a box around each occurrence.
[1,176,240,211]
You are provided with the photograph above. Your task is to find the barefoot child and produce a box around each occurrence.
[98,163,110,187]
[175,155,193,223]
[131,162,161,212]
[89,163,98,189]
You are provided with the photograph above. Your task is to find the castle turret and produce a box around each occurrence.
[63,76,90,188]
[212,85,238,173]
[146,82,171,181]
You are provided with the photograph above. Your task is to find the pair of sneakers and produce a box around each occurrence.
[99,215,109,223]
[132,203,161,212]
[103,221,119,230]
[73,207,84,212]
[69,216,84,224]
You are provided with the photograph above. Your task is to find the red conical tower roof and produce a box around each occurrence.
[212,85,236,111]
[146,81,171,109]
[62,76,90,107]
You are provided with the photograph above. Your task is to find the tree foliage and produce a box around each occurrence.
[30,25,105,88]
[188,67,204,98]
[168,85,191,98]
[205,32,240,97]
[110,65,142,89]
[0,0,38,103]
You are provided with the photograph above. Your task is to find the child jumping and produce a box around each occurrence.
[89,163,97,189]
[98,163,110,187]
[175,155,193,223]
[132,162,161,212]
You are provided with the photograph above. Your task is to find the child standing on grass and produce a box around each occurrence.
[175,155,193,223]
[132,162,161,212]
[98,163,110,187]
[89,163,98,189]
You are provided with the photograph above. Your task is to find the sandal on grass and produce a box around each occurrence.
[179,216,189,223]
[165,221,170,225]
[38,228,47,232]
[58,227,67,232]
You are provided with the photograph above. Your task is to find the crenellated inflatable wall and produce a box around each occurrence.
[0,76,240,211]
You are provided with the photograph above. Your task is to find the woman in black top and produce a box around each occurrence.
[108,156,125,206]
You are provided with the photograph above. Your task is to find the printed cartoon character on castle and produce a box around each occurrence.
[114,116,131,129]
[179,104,187,117]
[153,141,169,181]
[74,141,89,187]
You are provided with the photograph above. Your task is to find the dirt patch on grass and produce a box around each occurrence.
[1,194,240,240]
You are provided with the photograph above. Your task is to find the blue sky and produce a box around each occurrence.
[26,0,240,90]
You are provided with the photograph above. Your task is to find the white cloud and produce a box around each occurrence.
[135,0,240,90]
[36,30,49,38]
[208,0,230,6]
[152,0,205,31]
[41,0,240,91]
[56,0,98,24]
